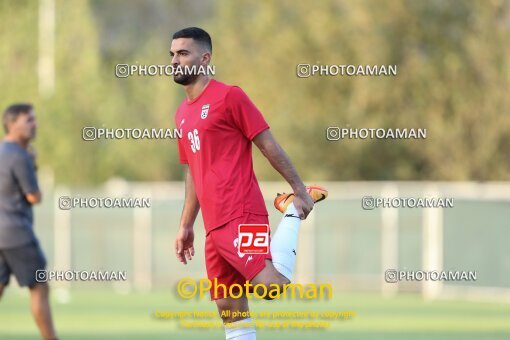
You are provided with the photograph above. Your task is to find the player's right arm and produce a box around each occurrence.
[175,164,200,265]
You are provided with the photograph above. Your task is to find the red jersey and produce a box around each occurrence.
[175,79,269,233]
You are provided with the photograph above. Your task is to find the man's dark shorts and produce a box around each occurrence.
[0,240,46,288]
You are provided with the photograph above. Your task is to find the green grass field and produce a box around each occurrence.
[1,288,510,339]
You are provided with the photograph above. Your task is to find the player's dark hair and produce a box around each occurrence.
[3,103,33,133]
[172,27,212,53]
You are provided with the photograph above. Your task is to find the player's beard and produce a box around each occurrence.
[172,63,200,85]
[173,72,198,85]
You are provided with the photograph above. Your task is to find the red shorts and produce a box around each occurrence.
[205,212,271,300]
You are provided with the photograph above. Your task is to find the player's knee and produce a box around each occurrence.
[254,275,290,300]
[259,287,276,300]
[0,284,5,299]
[267,272,290,288]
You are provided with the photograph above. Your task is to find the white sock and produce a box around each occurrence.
[270,203,301,281]
[225,318,256,340]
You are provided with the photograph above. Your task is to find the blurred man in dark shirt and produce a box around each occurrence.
[0,103,56,340]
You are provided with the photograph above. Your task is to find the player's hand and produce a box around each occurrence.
[175,227,195,265]
[293,191,314,219]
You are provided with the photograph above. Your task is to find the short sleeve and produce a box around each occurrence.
[226,87,269,140]
[175,109,188,164]
[12,153,39,195]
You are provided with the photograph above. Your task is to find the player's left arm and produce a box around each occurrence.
[253,129,314,219]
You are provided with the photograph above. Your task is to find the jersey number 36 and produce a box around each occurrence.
[188,129,200,153]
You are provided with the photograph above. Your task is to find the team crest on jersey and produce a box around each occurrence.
[201,104,210,119]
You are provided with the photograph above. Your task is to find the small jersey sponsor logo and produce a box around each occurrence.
[201,104,210,119]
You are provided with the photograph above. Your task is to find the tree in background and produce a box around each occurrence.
[212,0,510,180]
